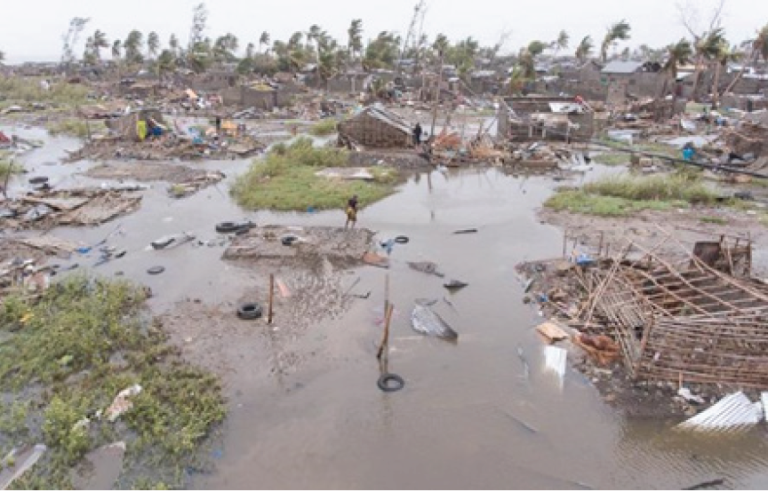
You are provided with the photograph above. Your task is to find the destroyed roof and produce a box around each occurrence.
[601,60,644,74]
[354,104,411,134]
[472,70,497,78]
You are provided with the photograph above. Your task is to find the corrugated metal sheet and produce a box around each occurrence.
[544,346,567,377]
[601,60,643,74]
[677,392,762,433]
[364,104,412,134]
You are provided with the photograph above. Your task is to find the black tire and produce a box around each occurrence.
[377,373,405,392]
[237,302,263,320]
[147,266,165,275]
[215,221,241,234]
[394,235,409,244]
[281,236,298,246]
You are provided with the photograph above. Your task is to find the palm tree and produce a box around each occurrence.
[92,30,109,62]
[169,34,179,54]
[711,42,742,107]
[552,30,569,57]
[213,33,239,63]
[111,39,122,60]
[575,36,593,63]
[663,38,693,81]
[347,19,363,60]
[690,28,725,100]
[157,49,176,80]
[723,23,768,95]
[245,42,255,59]
[147,31,160,60]
[259,32,270,53]
[123,30,144,65]
[600,20,631,62]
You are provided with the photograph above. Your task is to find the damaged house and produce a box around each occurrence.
[601,60,668,104]
[337,105,413,148]
[500,96,594,142]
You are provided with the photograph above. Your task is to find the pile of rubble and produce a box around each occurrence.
[519,231,768,391]
[0,188,142,230]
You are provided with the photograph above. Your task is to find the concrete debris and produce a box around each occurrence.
[0,189,142,230]
[223,225,375,268]
[0,444,47,490]
[105,384,142,422]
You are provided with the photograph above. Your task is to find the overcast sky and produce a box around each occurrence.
[2,0,768,63]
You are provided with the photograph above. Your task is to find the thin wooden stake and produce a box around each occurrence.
[377,303,394,360]
[384,272,390,314]
[268,273,275,324]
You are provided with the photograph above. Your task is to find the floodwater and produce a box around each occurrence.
[5,123,768,489]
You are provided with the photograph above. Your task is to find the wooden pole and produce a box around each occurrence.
[384,272,390,314]
[430,51,445,137]
[377,303,394,360]
[268,273,275,324]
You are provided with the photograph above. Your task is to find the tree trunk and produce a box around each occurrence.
[690,54,704,102]
[722,51,757,96]
[711,62,722,108]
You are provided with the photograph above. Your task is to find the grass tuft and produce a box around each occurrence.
[308,118,339,136]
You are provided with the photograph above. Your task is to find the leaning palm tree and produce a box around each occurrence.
[690,28,725,101]
[575,35,593,63]
[552,30,569,57]
[347,19,363,60]
[600,20,631,62]
[711,42,743,107]
[723,23,768,95]
[92,30,109,62]
[663,38,693,81]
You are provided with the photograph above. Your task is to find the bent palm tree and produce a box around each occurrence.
[690,28,724,101]
[600,20,631,62]
[711,42,742,107]
[575,36,593,63]
[723,24,768,95]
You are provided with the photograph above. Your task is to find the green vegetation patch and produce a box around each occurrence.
[0,275,225,489]
[545,173,717,217]
[232,137,399,211]
[308,118,339,136]
[0,76,90,110]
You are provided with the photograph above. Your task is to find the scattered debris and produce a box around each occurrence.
[536,321,570,343]
[0,189,142,230]
[407,261,444,277]
[105,384,143,422]
[410,303,458,340]
[223,225,374,268]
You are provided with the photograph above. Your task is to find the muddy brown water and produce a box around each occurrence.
[4,123,768,489]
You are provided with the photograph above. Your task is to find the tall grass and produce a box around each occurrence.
[0,76,90,109]
[583,173,717,204]
[231,137,398,211]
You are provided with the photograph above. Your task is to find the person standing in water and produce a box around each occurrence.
[345,195,359,229]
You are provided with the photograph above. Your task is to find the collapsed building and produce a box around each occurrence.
[499,97,595,142]
[337,105,413,148]
[530,233,768,388]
